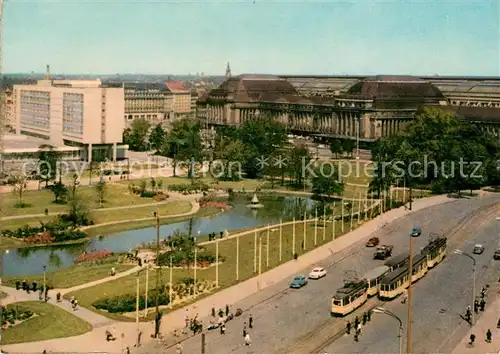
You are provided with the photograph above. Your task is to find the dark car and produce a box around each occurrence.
[373,245,393,260]
[366,237,380,247]
[411,227,422,237]
[290,275,307,288]
[493,249,500,260]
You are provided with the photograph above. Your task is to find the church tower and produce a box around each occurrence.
[225,62,231,78]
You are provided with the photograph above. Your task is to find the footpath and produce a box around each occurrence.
[452,293,500,354]
[0,194,454,353]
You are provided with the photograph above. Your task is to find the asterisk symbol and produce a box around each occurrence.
[273,155,288,168]
[255,156,269,169]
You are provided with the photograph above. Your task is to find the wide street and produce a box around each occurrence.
[138,193,500,354]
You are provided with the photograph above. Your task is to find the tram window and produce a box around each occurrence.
[333,299,342,306]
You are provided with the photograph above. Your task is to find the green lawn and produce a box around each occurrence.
[0,301,92,344]
[2,183,161,217]
[2,255,135,289]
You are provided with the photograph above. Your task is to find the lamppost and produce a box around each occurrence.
[135,267,147,347]
[372,307,403,354]
[454,249,476,325]
[43,265,47,297]
[407,226,421,354]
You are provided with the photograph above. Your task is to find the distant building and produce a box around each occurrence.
[166,81,192,117]
[123,82,173,128]
[12,78,127,162]
[3,87,14,130]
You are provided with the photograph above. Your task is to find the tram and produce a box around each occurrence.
[378,253,428,300]
[421,236,447,268]
[331,280,368,316]
[362,266,390,297]
[384,253,409,271]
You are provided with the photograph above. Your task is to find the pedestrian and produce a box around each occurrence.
[367,309,372,322]
[32,281,37,292]
[126,347,131,354]
[225,304,229,316]
[497,318,500,328]
[111,267,115,276]
[469,333,476,346]
[176,342,183,354]
[401,289,408,304]
[346,320,351,334]
[486,329,492,343]
[244,332,251,346]
[354,316,359,329]
[220,231,224,239]
[480,298,486,312]
[22,279,27,291]
[354,330,359,342]
[73,299,78,310]
[249,314,253,329]
[362,312,367,326]
[474,300,479,313]
[15,280,20,290]
[220,324,226,335]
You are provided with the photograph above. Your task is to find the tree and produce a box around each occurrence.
[123,119,151,151]
[342,139,355,158]
[52,182,68,204]
[95,179,107,208]
[150,177,157,193]
[149,125,167,154]
[287,145,311,187]
[213,140,245,181]
[66,176,92,226]
[329,139,343,159]
[10,170,29,208]
[311,164,344,204]
[37,144,60,187]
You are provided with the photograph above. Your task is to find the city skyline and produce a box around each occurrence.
[3,0,499,76]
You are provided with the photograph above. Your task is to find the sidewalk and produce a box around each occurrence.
[452,293,500,354]
[0,194,453,353]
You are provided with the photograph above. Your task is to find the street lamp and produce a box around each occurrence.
[454,249,476,325]
[372,307,403,354]
[43,265,47,298]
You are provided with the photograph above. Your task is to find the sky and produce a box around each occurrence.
[3,0,500,76]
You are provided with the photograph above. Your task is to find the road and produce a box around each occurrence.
[324,204,500,354]
[137,193,500,354]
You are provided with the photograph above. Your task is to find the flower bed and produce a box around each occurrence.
[75,249,113,263]
[199,201,230,210]
[24,231,56,244]
[1,305,36,328]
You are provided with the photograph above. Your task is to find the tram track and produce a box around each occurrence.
[283,199,500,354]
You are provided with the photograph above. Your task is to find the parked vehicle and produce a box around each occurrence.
[366,237,380,247]
[309,267,327,279]
[473,244,485,254]
[494,248,500,260]
[290,275,308,288]
[411,227,422,237]
[373,245,393,260]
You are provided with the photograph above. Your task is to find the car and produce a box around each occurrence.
[493,249,500,260]
[309,267,327,279]
[473,244,485,254]
[373,245,394,260]
[366,237,380,247]
[290,275,308,288]
[410,227,422,237]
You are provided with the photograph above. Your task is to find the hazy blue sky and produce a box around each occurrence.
[3,0,499,75]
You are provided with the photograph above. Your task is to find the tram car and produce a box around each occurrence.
[331,280,368,316]
[384,252,409,271]
[379,253,428,300]
[421,236,447,268]
[362,265,390,297]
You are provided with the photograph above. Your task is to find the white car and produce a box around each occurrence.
[308,267,327,279]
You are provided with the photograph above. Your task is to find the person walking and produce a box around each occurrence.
[346,320,351,335]
[480,298,486,312]
[354,316,359,329]
[225,304,229,316]
[474,299,479,313]
[362,312,367,326]
[486,329,492,343]
[220,324,226,335]
[244,332,251,346]
[401,289,408,304]
[469,333,476,346]
[175,342,183,354]
[249,314,253,329]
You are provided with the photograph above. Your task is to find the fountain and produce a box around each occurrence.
[247,193,264,209]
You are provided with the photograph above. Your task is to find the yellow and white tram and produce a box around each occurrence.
[384,253,409,271]
[331,281,368,316]
[362,266,390,297]
[421,236,447,268]
[379,253,428,300]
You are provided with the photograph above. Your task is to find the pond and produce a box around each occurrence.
[3,194,317,277]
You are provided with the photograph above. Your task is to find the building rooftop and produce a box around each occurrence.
[166,81,188,93]
[2,134,79,153]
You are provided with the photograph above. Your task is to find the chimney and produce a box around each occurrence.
[45,64,51,80]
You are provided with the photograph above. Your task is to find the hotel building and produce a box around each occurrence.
[12,78,127,162]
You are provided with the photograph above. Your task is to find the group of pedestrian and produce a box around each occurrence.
[345,311,371,342]
[208,231,225,241]
[16,279,36,293]
[467,285,495,347]
[242,315,253,346]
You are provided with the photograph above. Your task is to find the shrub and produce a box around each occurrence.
[92,290,169,313]
[76,249,113,263]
